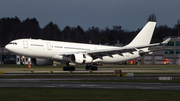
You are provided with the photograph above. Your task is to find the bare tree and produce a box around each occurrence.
[147,14,157,22]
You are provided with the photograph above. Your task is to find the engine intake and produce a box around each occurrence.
[70,54,93,64]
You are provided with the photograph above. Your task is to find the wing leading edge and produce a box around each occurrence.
[58,38,171,56]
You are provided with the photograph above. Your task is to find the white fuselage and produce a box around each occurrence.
[5,39,140,63]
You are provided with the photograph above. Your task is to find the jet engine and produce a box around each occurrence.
[70,54,93,64]
[31,58,53,66]
[138,50,146,56]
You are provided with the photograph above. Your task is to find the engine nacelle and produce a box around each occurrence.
[139,50,146,56]
[31,58,53,66]
[70,54,93,64]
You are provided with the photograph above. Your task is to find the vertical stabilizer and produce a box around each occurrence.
[127,21,156,47]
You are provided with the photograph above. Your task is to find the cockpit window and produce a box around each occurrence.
[9,42,17,45]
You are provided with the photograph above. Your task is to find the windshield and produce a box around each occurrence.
[9,42,17,45]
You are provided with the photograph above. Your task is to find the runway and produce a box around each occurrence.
[1,68,180,90]
[1,77,180,90]
[1,73,180,76]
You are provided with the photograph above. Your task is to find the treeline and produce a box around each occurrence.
[0,16,180,47]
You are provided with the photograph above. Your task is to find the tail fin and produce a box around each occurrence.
[127,21,156,46]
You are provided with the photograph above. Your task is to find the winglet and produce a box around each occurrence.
[161,38,171,44]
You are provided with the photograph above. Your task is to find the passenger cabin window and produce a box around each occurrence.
[31,44,44,47]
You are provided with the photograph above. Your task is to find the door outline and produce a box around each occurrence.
[47,43,52,50]
[23,41,28,48]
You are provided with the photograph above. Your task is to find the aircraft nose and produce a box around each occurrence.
[5,44,11,51]
[5,44,9,50]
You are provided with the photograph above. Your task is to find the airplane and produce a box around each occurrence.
[5,21,171,71]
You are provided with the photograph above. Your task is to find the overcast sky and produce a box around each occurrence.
[0,0,179,31]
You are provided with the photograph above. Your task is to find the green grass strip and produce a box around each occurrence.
[0,88,180,101]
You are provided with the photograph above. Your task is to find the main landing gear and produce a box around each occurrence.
[63,63,75,71]
[63,63,98,71]
[85,64,98,71]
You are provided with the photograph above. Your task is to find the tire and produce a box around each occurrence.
[86,66,90,70]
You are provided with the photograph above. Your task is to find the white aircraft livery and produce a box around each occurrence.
[5,21,170,71]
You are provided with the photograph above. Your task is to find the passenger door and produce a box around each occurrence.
[23,41,28,48]
[47,43,52,50]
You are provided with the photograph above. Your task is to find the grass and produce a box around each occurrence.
[0,88,180,101]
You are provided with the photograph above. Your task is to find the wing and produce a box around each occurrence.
[58,38,171,59]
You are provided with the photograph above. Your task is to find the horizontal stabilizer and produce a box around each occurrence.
[161,38,171,44]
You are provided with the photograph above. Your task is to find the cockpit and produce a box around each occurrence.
[8,42,17,45]
[5,40,20,54]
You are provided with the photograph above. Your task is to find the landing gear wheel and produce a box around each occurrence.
[91,66,98,71]
[86,66,91,70]
[72,66,75,71]
[63,62,76,71]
